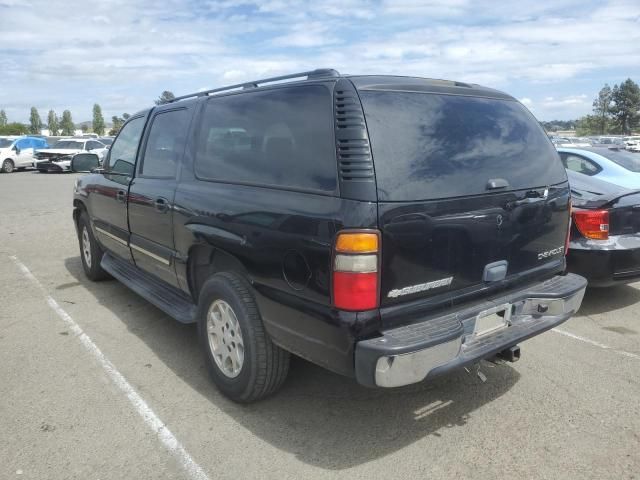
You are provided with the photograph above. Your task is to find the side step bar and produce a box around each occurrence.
[101,253,197,324]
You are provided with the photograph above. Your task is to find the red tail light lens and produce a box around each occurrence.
[572,209,609,240]
[332,231,380,311]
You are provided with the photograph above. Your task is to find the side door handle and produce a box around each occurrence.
[116,190,127,203]
[154,197,170,213]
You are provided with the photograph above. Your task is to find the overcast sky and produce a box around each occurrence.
[1,0,639,123]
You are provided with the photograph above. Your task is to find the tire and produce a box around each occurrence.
[198,272,290,403]
[1,159,14,173]
[77,211,110,281]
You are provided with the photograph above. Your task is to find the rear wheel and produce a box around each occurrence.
[1,159,14,173]
[198,272,290,403]
[77,212,110,281]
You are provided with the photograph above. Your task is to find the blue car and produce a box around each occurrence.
[557,146,640,189]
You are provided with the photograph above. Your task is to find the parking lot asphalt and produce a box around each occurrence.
[1,171,639,480]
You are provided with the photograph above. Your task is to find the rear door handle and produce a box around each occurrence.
[116,190,126,203]
[154,197,170,213]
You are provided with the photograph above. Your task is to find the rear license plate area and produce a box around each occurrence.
[474,304,511,337]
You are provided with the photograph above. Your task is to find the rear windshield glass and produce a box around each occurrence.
[360,91,567,201]
[596,148,640,172]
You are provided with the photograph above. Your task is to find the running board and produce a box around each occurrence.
[101,253,197,324]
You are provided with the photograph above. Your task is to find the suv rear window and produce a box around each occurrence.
[360,92,567,201]
[195,85,337,193]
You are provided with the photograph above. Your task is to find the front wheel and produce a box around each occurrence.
[1,159,14,173]
[198,272,290,403]
[77,212,110,281]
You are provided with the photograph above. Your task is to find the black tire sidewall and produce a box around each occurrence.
[2,159,14,173]
[78,213,106,280]
[197,275,262,400]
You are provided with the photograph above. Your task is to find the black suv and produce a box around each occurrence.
[72,69,587,402]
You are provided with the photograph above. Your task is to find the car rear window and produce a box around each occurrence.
[597,148,640,172]
[360,91,567,201]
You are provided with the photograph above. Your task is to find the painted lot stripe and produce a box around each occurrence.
[552,327,640,360]
[9,255,211,480]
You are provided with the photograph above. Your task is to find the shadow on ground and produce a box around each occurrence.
[64,256,521,470]
[579,284,640,316]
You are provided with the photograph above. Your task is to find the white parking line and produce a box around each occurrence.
[552,328,640,360]
[9,255,211,480]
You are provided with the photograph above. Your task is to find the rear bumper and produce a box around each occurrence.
[567,238,640,287]
[355,273,587,387]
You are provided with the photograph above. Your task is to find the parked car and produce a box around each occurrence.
[34,138,107,172]
[623,136,640,152]
[553,137,592,147]
[72,69,586,402]
[566,169,640,286]
[557,147,640,189]
[0,136,49,173]
[98,137,114,148]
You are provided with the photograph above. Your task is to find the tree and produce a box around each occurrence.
[92,103,105,135]
[29,107,42,134]
[592,84,612,135]
[47,110,59,136]
[60,110,75,136]
[155,91,175,105]
[0,122,29,135]
[575,115,602,136]
[108,113,131,135]
[0,110,7,127]
[611,79,640,135]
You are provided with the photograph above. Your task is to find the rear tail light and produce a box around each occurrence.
[332,231,380,311]
[572,209,609,240]
[565,199,572,254]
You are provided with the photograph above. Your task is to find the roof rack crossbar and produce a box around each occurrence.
[168,68,340,103]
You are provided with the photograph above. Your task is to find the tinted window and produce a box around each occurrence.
[195,86,336,192]
[86,141,103,150]
[140,109,189,178]
[16,139,31,149]
[0,138,12,148]
[559,153,601,176]
[360,92,567,201]
[108,116,145,176]
[53,140,84,149]
[599,149,640,172]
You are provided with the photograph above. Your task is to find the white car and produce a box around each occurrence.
[33,139,108,173]
[0,136,50,173]
[624,136,640,152]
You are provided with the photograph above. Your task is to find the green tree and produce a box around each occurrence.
[92,103,105,135]
[29,107,42,134]
[60,110,75,136]
[155,91,175,105]
[592,84,612,135]
[611,79,640,135]
[108,113,132,135]
[47,110,59,136]
[0,122,29,135]
[0,110,7,127]
[575,115,601,136]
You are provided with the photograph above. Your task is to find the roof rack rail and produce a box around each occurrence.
[168,68,340,103]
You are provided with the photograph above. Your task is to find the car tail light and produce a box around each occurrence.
[332,231,380,311]
[565,199,572,254]
[572,209,609,240]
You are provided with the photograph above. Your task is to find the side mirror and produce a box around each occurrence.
[71,153,101,173]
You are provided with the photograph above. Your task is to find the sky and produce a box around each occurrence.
[1,0,639,124]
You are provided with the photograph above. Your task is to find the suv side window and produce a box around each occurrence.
[139,109,189,178]
[16,139,31,150]
[194,85,337,193]
[87,141,103,151]
[107,117,145,176]
[560,153,601,176]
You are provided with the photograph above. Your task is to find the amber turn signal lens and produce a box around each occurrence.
[335,232,379,253]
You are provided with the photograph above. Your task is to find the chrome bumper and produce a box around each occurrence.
[355,273,587,388]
